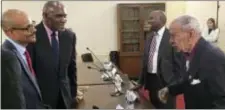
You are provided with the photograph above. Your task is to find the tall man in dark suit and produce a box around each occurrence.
[131,10,180,108]
[158,15,225,109]
[1,9,47,108]
[1,48,25,109]
[27,1,77,109]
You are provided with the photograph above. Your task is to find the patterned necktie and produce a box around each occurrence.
[148,33,157,72]
[51,31,59,64]
[24,50,35,76]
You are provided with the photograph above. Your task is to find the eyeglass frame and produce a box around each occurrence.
[10,20,36,33]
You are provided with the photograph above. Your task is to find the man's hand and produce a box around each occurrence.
[158,87,169,104]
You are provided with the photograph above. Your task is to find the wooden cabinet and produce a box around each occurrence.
[117,3,165,78]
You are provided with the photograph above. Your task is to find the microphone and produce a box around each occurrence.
[92,105,99,109]
[87,66,108,75]
[86,47,105,68]
[87,66,100,71]
[86,47,123,95]
[87,66,92,69]
[91,63,102,71]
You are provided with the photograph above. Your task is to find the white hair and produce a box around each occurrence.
[173,15,201,34]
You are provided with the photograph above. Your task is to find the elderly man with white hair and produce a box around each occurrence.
[158,15,225,109]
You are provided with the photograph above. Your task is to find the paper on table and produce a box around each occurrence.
[125,90,138,102]
[116,104,124,109]
[114,74,123,92]
[111,67,117,76]
[126,103,134,109]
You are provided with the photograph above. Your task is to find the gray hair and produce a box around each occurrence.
[43,1,64,14]
[173,15,201,34]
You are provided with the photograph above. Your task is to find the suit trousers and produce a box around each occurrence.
[145,73,176,109]
[56,91,66,109]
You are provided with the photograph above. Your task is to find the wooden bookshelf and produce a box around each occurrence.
[117,3,165,78]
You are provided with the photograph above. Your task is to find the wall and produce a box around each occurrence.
[217,1,225,52]
[166,1,186,26]
[185,1,225,51]
[185,1,217,29]
[1,1,186,62]
[1,1,224,62]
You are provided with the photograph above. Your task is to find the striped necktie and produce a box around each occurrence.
[148,33,157,73]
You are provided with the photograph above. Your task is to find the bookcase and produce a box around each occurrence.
[117,3,165,78]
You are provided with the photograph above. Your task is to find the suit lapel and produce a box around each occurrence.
[146,32,154,54]
[37,22,53,54]
[37,22,59,68]
[187,38,205,79]
[3,40,42,99]
[157,29,169,64]
[58,31,67,70]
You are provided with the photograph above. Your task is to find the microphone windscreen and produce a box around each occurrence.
[87,66,92,69]
[92,105,99,109]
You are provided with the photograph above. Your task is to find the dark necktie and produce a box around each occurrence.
[24,50,35,76]
[51,31,59,64]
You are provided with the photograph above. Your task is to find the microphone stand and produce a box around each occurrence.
[87,66,123,97]
[86,47,105,68]
[86,47,124,97]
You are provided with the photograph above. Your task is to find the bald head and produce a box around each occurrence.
[148,10,167,31]
[151,10,167,25]
[2,9,29,31]
[2,9,36,46]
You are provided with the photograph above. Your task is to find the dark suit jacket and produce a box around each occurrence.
[27,22,77,108]
[169,38,225,109]
[1,48,25,109]
[2,40,46,109]
[139,28,181,89]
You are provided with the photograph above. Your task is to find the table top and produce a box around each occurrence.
[76,62,153,109]
[77,63,111,85]
[77,85,152,109]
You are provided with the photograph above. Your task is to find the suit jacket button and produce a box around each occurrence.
[189,75,192,79]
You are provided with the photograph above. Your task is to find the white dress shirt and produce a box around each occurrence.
[148,26,165,74]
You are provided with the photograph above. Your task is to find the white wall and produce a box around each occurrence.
[185,1,217,30]
[217,1,225,52]
[185,1,225,52]
[1,1,185,57]
[1,1,225,61]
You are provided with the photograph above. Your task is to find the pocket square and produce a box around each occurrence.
[190,79,201,85]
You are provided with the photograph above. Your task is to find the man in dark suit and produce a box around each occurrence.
[131,10,180,108]
[158,15,225,109]
[27,1,77,109]
[1,9,47,108]
[1,48,25,109]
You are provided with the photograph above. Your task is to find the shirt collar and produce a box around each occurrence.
[157,26,166,36]
[7,37,26,55]
[43,22,58,36]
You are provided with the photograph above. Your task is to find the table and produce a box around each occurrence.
[77,85,152,109]
[76,62,153,109]
[77,63,111,85]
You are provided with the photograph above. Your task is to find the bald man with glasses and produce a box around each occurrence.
[1,9,49,108]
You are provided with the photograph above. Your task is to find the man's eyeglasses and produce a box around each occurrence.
[11,21,36,32]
